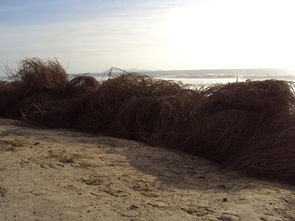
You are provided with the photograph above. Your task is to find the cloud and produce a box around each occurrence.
[0,9,173,73]
[1,0,295,74]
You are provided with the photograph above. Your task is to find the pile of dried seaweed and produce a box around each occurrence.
[1,58,294,185]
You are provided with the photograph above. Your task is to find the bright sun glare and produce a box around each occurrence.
[163,0,295,71]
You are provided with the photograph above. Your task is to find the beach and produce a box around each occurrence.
[2,0,295,219]
[0,118,294,221]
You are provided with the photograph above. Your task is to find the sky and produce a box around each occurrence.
[1,0,295,74]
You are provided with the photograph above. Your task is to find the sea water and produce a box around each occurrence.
[144,69,295,86]
[85,68,295,86]
[2,69,294,86]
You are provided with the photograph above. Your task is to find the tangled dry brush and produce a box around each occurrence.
[1,58,294,185]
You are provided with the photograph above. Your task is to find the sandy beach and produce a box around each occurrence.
[0,118,294,221]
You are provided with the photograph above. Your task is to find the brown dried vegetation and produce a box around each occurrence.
[1,58,295,185]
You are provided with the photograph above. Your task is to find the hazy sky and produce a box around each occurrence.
[1,0,295,74]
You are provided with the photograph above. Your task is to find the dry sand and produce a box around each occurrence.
[0,118,294,221]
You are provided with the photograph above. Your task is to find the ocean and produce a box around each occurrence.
[2,69,295,86]
[80,68,295,86]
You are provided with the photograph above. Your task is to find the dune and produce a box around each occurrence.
[0,118,294,221]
